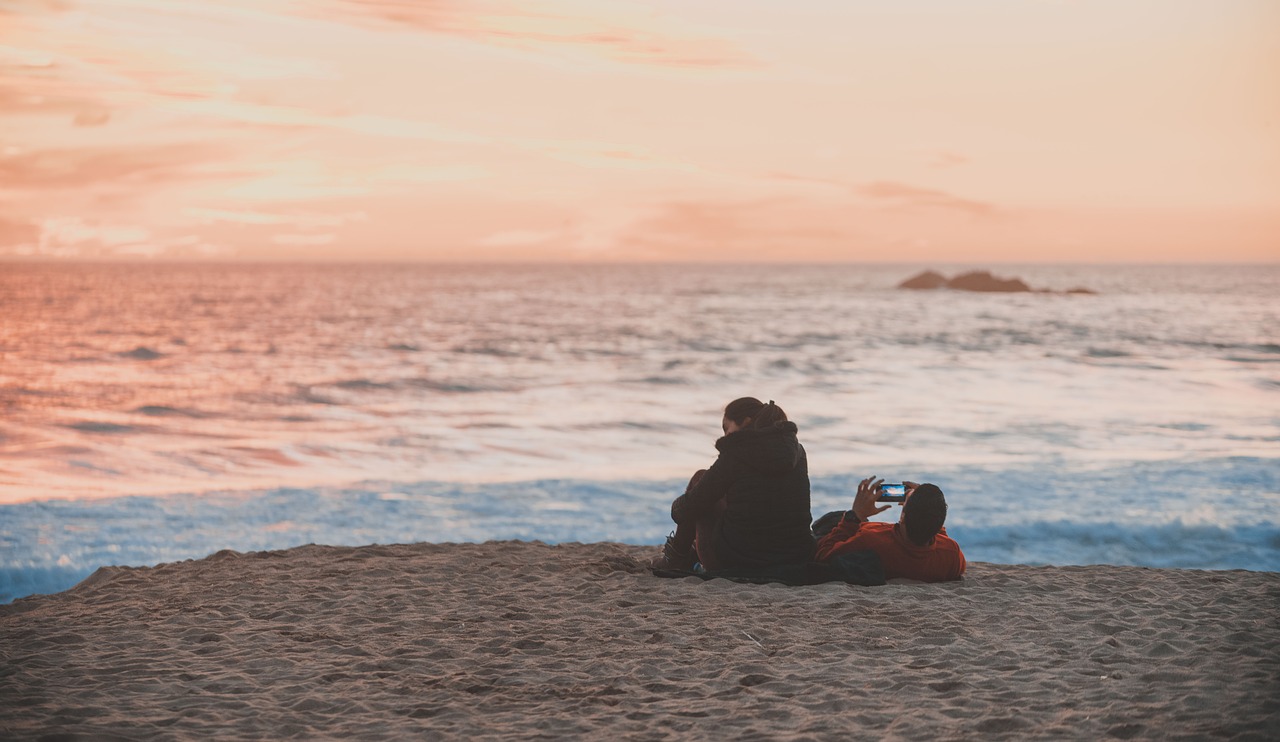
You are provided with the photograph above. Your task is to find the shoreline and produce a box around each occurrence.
[5,455,1278,606]
[2,541,1277,739]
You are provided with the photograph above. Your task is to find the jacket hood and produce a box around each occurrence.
[715,420,802,475]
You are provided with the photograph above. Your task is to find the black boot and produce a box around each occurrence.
[649,531,695,571]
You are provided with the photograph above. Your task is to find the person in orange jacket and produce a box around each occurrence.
[814,476,965,582]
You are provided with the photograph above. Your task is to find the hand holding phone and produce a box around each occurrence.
[877,483,907,503]
[853,476,892,520]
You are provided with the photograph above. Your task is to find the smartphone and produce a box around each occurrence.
[877,483,907,503]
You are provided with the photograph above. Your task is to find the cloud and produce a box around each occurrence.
[271,233,336,246]
[185,207,367,228]
[0,143,224,189]
[0,1,71,15]
[0,215,40,248]
[72,109,110,126]
[767,171,850,189]
[336,0,752,68]
[928,151,969,169]
[477,229,560,247]
[0,76,102,120]
[0,12,114,122]
[4,216,153,257]
[0,217,236,259]
[858,181,994,215]
[618,198,854,260]
[41,217,149,246]
[769,172,996,216]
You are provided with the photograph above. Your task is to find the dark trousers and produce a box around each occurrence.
[671,469,726,571]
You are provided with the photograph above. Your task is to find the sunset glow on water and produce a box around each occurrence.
[1,263,1277,602]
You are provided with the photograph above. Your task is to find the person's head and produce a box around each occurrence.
[901,483,947,546]
[722,397,788,434]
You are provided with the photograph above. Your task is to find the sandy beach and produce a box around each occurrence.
[1,541,1276,740]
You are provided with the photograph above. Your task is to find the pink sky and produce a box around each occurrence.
[2,0,1277,262]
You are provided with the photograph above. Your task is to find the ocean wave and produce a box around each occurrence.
[133,405,206,418]
[402,378,504,393]
[324,377,509,394]
[3,460,1276,603]
[0,566,95,606]
[118,346,163,360]
[950,520,1280,571]
[64,421,148,434]
[450,343,526,358]
[634,376,688,385]
[292,386,338,405]
[333,378,394,390]
[1157,422,1211,432]
[3,515,1273,605]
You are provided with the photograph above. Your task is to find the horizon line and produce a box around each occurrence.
[2,257,1278,267]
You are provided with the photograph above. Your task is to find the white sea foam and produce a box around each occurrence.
[1,457,1276,603]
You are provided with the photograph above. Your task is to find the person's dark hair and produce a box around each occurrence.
[753,400,788,429]
[723,397,788,430]
[723,397,763,426]
[902,483,947,546]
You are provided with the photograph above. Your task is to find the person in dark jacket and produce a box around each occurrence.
[649,397,815,571]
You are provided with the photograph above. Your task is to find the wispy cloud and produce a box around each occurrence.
[476,229,560,248]
[2,0,1267,262]
[0,1,72,15]
[185,208,366,228]
[19,216,151,258]
[619,198,854,260]
[335,0,753,68]
[0,56,106,123]
[1,215,224,259]
[271,233,336,246]
[0,143,224,189]
[0,215,40,247]
[769,172,996,217]
[928,151,970,169]
[767,171,850,190]
[858,181,994,216]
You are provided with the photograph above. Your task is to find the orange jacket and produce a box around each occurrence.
[814,515,965,582]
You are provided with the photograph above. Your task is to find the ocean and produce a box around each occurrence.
[1,263,1277,602]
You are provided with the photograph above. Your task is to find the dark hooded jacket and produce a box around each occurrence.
[670,421,815,569]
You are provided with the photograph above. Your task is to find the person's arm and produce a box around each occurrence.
[670,455,732,524]
[814,512,862,561]
[814,476,890,560]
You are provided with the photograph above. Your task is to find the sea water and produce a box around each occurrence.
[1,263,1277,601]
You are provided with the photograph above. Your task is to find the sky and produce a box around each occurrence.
[1,0,1277,262]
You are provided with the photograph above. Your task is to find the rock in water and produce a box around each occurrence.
[945,271,1032,292]
[897,270,1095,294]
[898,270,948,289]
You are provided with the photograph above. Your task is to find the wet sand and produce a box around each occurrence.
[2,541,1277,740]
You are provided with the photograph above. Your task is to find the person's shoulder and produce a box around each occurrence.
[932,531,964,554]
[713,432,740,454]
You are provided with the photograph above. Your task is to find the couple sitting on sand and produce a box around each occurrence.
[650,397,966,583]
